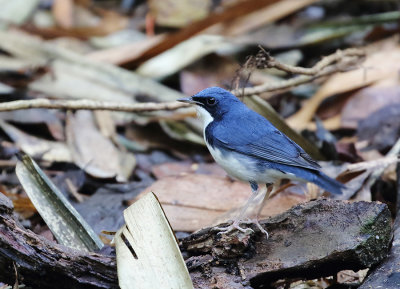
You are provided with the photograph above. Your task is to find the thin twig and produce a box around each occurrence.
[233,47,366,96]
[260,47,365,75]
[0,98,189,112]
[366,137,400,188]
[0,49,365,113]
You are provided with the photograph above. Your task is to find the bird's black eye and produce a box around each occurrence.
[206,97,216,106]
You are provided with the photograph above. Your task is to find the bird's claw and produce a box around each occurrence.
[212,219,269,237]
[213,222,254,235]
[240,219,269,238]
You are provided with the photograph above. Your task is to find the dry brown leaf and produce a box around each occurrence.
[24,10,128,39]
[0,109,65,141]
[52,0,74,29]
[94,112,137,180]
[94,110,116,139]
[287,41,400,130]
[66,111,129,181]
[152,161,226,179]
[122,0,283,66]
[341,83,400,129]
[148,0,210,28]
[123,0,315,68]
[357,104,400,152]
[180,55,238,95]
[3,191,37,218]
[125,0,317,67]
[0,29,202,144]
[134,174,306,232]
[212,0,318,36]
[0,29,194,103]
[86,34,166,65]
[161,205,221,232]
[136,174,249,211]
[30,60,134,103]
[0,120,71,162]
[136,35,238,79]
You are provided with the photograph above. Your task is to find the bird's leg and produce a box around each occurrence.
[256,180,281,219]
[214,182,270,235]
[213,187,260,234]
[240,184,272,237]
[241,181,281,237]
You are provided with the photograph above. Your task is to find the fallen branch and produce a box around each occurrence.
[0,192,391,288]
[0,192,118,289]
[182,199,391,288]
[234,47,366,96]
[0,98,189,112]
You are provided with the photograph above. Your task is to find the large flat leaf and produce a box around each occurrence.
[15,154,103,252]
[66,111,134,181]
[115,192,193,289]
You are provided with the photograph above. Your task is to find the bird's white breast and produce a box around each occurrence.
[196,105,251,180]
[207,143,253,181]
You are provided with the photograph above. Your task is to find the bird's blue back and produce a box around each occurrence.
[205,100,320,171]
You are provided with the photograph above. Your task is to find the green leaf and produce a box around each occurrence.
[15,154,103,252]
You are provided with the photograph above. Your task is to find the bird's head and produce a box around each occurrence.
[178,87,240,125]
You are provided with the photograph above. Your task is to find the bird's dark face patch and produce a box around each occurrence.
[191,96,217,107]
[191,96,220,117]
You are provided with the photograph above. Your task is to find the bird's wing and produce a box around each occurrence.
[211,114,321,171]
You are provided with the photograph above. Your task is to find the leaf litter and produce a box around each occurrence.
[0,1,399,288]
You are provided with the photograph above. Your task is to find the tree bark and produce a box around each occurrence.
[181,199,392,288]
[0,192,392,289]
[0,193,118,289]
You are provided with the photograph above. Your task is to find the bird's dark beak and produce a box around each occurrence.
[177,96,197,104]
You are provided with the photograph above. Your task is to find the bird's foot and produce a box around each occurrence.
[213,220,254,235]
[241,219,269,238]
[212,219,269,237]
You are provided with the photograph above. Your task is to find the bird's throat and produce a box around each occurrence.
[196,106,214,132]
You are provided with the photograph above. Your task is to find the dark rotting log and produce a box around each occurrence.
[0,193,118,289]
[181,199,392,288]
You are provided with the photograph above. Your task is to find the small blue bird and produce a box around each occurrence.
[178,87,344,236]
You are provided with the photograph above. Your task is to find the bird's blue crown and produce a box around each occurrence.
[191,87,241,119]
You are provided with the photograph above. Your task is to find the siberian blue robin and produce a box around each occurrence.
[178,87,344,236]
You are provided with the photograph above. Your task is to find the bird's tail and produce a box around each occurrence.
[273,164,345,195]
[311,171,345,195]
